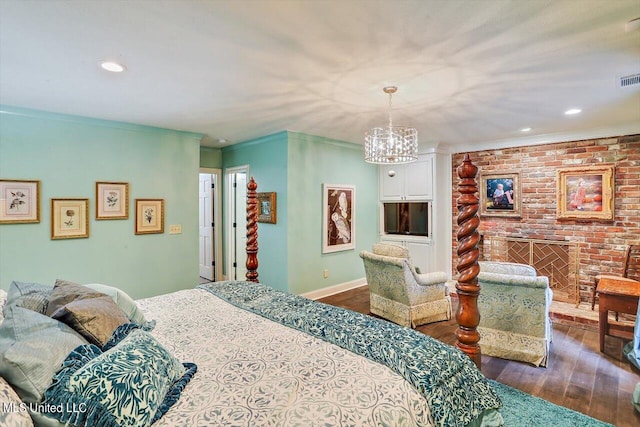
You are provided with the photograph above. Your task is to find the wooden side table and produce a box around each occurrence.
[597,277,640,352]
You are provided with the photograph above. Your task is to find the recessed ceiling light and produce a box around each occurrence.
[520,127,532,132]
[564,108,582,115]
[100,61,126,73]
[217,139,228,144]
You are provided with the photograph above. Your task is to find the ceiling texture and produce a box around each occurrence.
[1,0,639,153]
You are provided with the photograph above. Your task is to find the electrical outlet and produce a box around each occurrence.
[169,224,182,234]
[323,269,329,278]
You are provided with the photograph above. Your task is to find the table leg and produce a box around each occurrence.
[599,303,607,352]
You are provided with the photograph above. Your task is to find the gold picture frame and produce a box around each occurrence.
[135,199,164,235]
[51,198,89,239]
[257,192,277,224]
[96,181,129,220]
[479,172,521,218]
[557,164,614,220]
[0,179,41,224]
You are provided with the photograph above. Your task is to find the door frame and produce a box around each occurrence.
[225,165,249,280]
[199,167,222,281]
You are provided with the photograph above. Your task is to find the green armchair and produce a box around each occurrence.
[477,261,553,367]
[359,243,451,328]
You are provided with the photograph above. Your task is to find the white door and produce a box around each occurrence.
[235,172,248,280]
[226,167,249,281]
[199,173,214,280]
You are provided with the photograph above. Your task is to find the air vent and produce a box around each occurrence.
[619,73,640,88]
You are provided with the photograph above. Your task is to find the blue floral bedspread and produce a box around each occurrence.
[199,281,502,427]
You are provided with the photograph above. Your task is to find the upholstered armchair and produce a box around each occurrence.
[477,261,553,367]
[359,243,451,328]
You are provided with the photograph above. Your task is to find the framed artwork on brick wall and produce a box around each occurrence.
[479,172,521,218]
[556,164,614,220]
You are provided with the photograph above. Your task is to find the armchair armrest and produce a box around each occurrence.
[415,271,448,287]
[478,271,549,289]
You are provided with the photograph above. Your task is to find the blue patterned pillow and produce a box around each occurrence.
[42,329,197,427]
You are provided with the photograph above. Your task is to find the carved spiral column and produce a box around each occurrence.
[455,154,482,368]
[246,177,259,283]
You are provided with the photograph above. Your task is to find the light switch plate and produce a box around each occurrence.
[169,224,182,234]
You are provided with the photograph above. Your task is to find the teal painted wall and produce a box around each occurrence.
[222,131,378,294]
[222,132,289,290]
[0,106,201,299]
[287,132,379,294]
[200,146,222,168]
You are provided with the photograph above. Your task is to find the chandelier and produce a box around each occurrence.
[364,86,418,164]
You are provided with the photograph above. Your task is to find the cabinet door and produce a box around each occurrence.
[380,164,404,201]
[404,155,433,200]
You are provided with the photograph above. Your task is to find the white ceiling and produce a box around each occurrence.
[1,0,639,153]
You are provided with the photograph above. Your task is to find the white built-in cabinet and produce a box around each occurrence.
[379,154,433,201]
[378,152,449,275]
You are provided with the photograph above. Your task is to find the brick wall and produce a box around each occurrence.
[451,134,640,303]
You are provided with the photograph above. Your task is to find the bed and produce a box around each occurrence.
[0,160,498,426]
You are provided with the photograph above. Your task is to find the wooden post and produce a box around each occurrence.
[455,154,482,368]
[246,177,259,282]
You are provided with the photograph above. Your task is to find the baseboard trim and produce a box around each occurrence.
[300,278,367,300]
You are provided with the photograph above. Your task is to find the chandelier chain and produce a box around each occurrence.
[388,91,393,129]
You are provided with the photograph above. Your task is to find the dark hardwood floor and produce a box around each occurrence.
[318,286,640,427]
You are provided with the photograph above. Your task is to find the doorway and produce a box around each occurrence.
[199,168,222,281]
[225,166,249,281]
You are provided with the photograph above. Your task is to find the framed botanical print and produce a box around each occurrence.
[322,184,355,253]
[96,181,129,220]
[0,179,40,224]
[51,198,89,239]
[257,192,277,224]
[479,172,521,218]
[135,199,164,235]
[557,164,614,220]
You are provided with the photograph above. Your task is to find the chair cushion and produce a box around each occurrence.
[372,243,409,258]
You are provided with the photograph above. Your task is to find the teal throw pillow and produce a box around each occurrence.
[43,329,197,427]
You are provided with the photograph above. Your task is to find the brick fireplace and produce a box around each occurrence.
[484,236,580,305]
[451,134,640,305]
